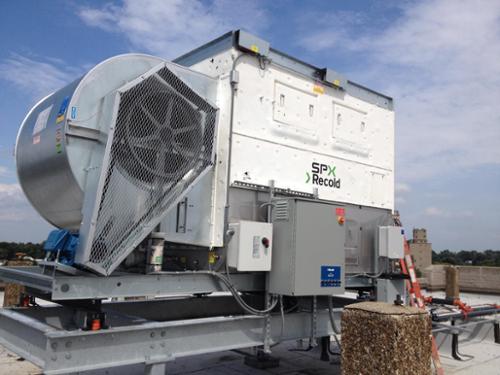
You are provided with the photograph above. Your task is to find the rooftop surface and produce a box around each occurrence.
[0,291,498,375]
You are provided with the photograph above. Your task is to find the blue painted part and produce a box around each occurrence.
[320,265,342,288]
[44,229,79,266]
[57,96,70,117]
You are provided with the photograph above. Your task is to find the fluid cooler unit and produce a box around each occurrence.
[0,30,404,374]
[16,31,395,281]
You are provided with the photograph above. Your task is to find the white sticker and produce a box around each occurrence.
[252,236,260,259]
[32,105,53,136]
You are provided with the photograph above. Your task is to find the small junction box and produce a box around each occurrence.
[227,221,273,271]
[377,226,405,259]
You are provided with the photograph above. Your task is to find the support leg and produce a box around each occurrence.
[244,350,280,369]
[451,332,462,361]
[145,362,167,375]
[494,321,500,344]
[320,336,330,361]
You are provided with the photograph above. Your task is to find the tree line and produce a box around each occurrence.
[0,242,44,261]
[0,241,499,267]
[432,250,500,267]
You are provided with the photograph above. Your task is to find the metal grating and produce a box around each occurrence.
[86,65,217,275]
[273,200,289,221]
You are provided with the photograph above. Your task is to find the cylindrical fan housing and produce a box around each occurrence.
[15,54,164,229]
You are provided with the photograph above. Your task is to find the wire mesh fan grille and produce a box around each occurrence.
[88,66,217,274]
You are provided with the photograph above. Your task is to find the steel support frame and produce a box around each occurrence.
[0,266,264,300]
[0,303,337,375]
[432,317,497,335]
[433,316,499,358]
[0,266,372,301]
[0,265,361,374]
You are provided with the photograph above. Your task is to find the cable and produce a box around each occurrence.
[258,55,270,70]
[289,344,314,352]
[271,295,285,348]
[210,271,279,315]
[346,271,385,279]
[224,253,232,281]
[279,295,284,335]
[328,297,342,350]
[285,303,299,313]
[155,270,278,315]
[327,297,341,334]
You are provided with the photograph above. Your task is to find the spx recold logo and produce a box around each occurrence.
[305,162,341,189]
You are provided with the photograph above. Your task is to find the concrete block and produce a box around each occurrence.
[341,301,431,375]
[2,283,24,307]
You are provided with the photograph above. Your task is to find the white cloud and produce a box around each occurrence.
[0,183,53,241]
[395,196,406,205]
[0,54,83,101]
[395,182,410,206]
[297,0,500,181]
[459,210,474,218]
[297,10,367,52]
[0,166,9,177]
[78,0,269,59]
[0,183,21,197]
[424,206,447,217]
[395,182,411,193]
[424,206,474,218]
[0,183,35,221]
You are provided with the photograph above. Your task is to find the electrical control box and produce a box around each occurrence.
[269,198,345,296]
[227,221,273,271]
[377,226,405,259]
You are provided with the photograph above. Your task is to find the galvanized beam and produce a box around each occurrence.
[0,300,336,375]
[0,266,265,300]
[0,266,52,292]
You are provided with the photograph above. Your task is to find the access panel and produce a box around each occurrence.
[269,198,345,295]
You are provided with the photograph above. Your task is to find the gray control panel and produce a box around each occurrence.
[269,198,345,296]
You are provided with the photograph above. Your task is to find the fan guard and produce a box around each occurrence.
[80,64,217,275]
[116,87,203,187]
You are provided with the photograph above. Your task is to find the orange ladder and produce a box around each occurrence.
[400,239,445,375]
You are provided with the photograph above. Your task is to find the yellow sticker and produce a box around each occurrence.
[333,79,341,87]
[56,114,65,123]
[313,85,325,94]
[250,44,259,53]
[208,251,216,264]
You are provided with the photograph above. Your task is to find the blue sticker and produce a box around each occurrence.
[56,96,70,123]
[320,265,342,287]
[71,106,77,119]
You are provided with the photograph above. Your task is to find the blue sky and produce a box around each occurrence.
[0,0,499,250]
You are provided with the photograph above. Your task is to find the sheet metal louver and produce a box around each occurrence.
[80,63,217,275]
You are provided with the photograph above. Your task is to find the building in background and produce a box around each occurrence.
[408,228,432,271]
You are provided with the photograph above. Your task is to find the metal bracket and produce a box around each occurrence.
[38,261,79,275]
[494,321,500,344]
[66,122,102,142]
[145,354,175,375]
[144,362,167,375]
